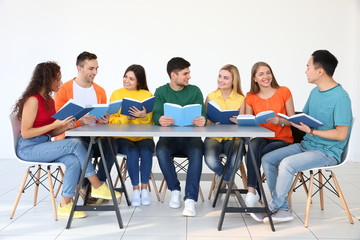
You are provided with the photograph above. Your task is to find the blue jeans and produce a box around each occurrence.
[246,138,290,198]
[114,138,155,186]
[156,137,203,201]
[204,138,240,182]
[72,137,115,188]
[16,135,96,198]
[262,143,338,212]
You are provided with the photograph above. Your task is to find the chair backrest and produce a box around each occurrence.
[291,111,306,144]
[339,118,354,164]
[9,114,21,154]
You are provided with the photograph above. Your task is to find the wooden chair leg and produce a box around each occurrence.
[33,165,41,206]
[150,172,160,201]
[261,172,266,183]
[199,185,204,202]
[239,161,247,188]
[10,169,30,219]
[304,171,314,228]
[47,167,58,221]
[159,178,165,193]
[208,174,216,199]
[55,166,64,198]
[114,157,127,188]
[319,169,324,210]
[300,173,309,195]
[161,181,167,203]
[288,172,302,211]
[331,172,354,224]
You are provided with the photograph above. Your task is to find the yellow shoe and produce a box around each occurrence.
[91,183,121,200]
[57,202,86,219]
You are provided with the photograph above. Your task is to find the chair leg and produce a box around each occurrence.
[300,173,309,196]
[208,173,216,199]
[319,169,324,210]
[159,178,165,193]
[331,172,354,224]
[114,157,127,188]
[199,185,204,202]
[304,171,314,228]
[47,166,58,221]
[239,161,247,188]
[55,166,64,198]
[288,172,302,211]
[150,172,160,201]
[33,165,41,206]
[161,181,167,203]
[10,168,30,219]
[261,172,266,183]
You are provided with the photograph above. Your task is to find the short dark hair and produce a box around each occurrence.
[123,64,149,91]
[166,57,190,78]
[76,51,97,67]
[311,50,338,77]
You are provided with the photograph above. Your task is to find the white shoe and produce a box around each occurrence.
[182,199,196,217]
[263,210,294,223]
[169,190,181,209]
[141,189,151,206]
[245,189,260,207]
[131,189,141,207]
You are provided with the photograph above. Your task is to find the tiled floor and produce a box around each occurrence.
[0,158,359,239]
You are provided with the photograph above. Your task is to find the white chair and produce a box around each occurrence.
[9,115,64,221]
[288,119,354,227]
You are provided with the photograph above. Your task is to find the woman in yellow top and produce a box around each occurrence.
[204,64,245,193]
[109,64,154,206]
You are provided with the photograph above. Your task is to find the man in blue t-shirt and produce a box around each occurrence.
[259,50,353,223]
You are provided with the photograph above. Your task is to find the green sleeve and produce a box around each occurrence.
[152,87,164,125]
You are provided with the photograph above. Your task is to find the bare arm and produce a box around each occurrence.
[292,123,348,141]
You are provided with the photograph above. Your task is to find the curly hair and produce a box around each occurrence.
[12,61,61,120]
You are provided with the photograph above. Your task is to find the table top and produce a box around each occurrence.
[65,124,274,138]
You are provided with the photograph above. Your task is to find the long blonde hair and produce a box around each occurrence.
[220,64,244,96]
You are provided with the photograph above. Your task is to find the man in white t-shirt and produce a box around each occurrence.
[55,51,114,204]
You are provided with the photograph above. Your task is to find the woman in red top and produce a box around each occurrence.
[13,62,120,219]
[244,62,295,222]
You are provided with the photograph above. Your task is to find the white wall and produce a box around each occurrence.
[1,0,359,161]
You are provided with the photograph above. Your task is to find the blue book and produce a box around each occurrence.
[277,113,323,128]
[207,101,238,124]
[88,104,109,120]
[236,110,275,126]
[107,99,123,115]
[52,99,94,120]
[164,103,202,127]
[120,96,155,117]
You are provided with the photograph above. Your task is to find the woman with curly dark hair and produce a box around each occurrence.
[13,61,119,219]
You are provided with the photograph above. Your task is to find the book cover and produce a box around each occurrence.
[88,104,109,120]
[207,101,238,124]
[237,110,275,126]
[277,113,323,128]
[107,99,123,115]
[164,103,202,127]
[52,99,92,120]
[120,96,155,117]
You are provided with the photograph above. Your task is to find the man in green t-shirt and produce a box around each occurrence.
[153,57,207,217]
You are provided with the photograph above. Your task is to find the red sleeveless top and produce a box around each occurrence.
[32,93,56,135]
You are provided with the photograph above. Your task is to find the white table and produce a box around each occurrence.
[65,124,275,230]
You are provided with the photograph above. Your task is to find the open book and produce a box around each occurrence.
[277,113,323,128]
[120,96,155,117]
[164,103,202,127]
[52,99,94,120]
[207,101,238,124]
[52,99,122,121]
[88,99,123,120]
[236,110,275,126]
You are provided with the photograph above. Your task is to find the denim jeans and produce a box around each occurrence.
[246,138,290,198]
[156,137,204,201]
[16,135,96,198]
[262,143,338,212]
[204,138,240,182]
[72,137,115,188]
[114,138,155,186]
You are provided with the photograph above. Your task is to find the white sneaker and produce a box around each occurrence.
[263,210,293,223]
[245,189,260,207]
[169,190,181,209]
[141,189,151,206]
[131,189,141,207]
[182,199,196,217]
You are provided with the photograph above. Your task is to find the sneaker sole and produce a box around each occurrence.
[263,216,294,223]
